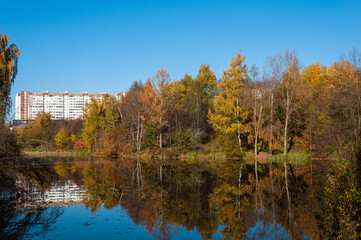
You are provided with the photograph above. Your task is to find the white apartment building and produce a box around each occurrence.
[15,91,125,121]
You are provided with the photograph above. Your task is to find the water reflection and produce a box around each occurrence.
[0,160,64,239]
[78,159,328,239]
[1,157,331,239]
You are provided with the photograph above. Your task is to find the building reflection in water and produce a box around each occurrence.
[18,179,85,204]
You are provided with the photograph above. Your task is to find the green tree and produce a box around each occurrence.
[208,51,249,154]
[190,64,217,141]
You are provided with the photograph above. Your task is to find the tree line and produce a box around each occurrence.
[17,48,361,164]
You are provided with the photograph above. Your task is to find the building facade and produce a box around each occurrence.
[15,91,125,120]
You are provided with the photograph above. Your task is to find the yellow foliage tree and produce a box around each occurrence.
[141,69,170,148]
[0,31,20,119]
[302,61,328,93]
[22,112,52,144]
[208,51,249,153]
[54,128,71,150]
[82,94,120,153]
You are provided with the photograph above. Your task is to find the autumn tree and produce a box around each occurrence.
[154,69,170,148]
[208,51,249,155]
[82,95,121,154]
[0,31,21,171]
[171,74,193,133]
[141,69,170,149]
[324,60,359,157]
[0,31,20,120]
[21,112,52,145]
[301,61,328,154]
[274,50,308,155]
[190,64,217,142]
[121,81,144,151]
[263,53,283,154]
[54,128,71,150]
[141,78,158,148]
[71,118,84,137]
[245,64,267,158]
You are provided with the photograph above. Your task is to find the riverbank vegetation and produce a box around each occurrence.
[16,49,361,163]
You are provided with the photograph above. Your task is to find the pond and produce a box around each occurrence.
[1,157,331,239]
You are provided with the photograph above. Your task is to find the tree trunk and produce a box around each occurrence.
[196,95,200,137]
[139,122,143,151]
[159,165,163,182]
[236,99,242,152]
[284,91,290,155]
[136,111,141,152]
[269,89,274,155]
[159,132,162,149]
[284,112,289,155]
[254,86,258,159]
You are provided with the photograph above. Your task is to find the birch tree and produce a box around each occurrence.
[275,50,306,155]
[122,81,144,151]
[264,51,284,154]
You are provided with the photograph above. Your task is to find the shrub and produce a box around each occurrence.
[73,138,87,150]
[174,128,195,149]
[143,126,157,148]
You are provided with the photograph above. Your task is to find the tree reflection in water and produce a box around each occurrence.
[0,159,64,239]
[2,154,357,239]
[80,158,330,240]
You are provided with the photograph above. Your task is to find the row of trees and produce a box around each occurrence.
[14,48,360,172]
[77,49,361,162]
[17,112,85,150]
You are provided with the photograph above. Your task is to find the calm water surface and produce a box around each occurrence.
[1,157,329,239]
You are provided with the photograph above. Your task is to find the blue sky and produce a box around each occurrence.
[1,0,361,117]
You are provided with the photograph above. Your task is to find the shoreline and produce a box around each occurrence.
[22,150,325,164]
[23,150,88,157]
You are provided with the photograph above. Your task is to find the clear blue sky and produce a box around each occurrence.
[1,0,360,117]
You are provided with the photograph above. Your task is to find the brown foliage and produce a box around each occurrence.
[71,118,84,135]
[117,143,136,155]
[73,138,87,150]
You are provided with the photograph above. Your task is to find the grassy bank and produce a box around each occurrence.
[22,149,89,157]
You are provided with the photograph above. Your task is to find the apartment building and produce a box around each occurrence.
[15,91,125,121]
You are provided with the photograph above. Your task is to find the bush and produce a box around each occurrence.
[0,123,21,162]
[143,126,157,148]
[174,128,195,149]
[117,143,136,155]
[73,138,87,150]
[212,134,243,158]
